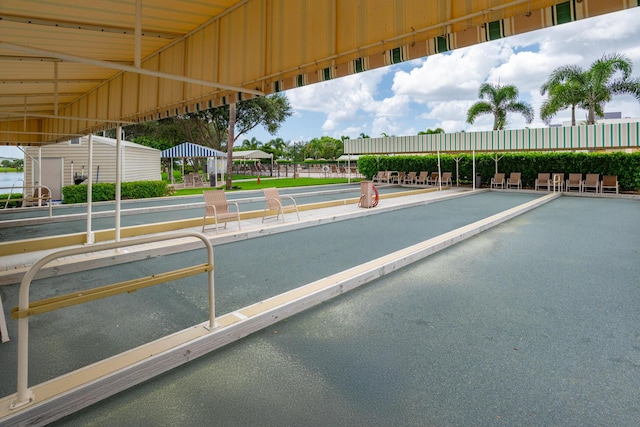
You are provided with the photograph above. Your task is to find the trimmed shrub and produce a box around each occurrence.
[61,180,169,204]
[358,151,640,191]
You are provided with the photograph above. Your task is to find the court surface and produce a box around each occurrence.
[1,189,639,426]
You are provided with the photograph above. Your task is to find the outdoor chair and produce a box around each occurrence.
[601,175,619,194]
[372,171,387,184]
[565,174,582,192]
[490,173,505,189]
[534,173,551,191]
[414,171,429,185]
[183,173,194,187]
[440,172,453,186]
[23,186,50,207]
[393,171,406,184]
[582,174,600,193]
[506,172,521,189]
[202,190,241,233]
[427,172,439,186]
[551,173,565,192]
[403,171,417,184]
[262,187,300,223]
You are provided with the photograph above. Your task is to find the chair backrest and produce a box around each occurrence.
[537,173,550,182]
[430,172,439,179]
[509,172,521,182]
[602,175,617,186]
[406,171,416,180]
[494,173,504,182]
[585,173,599,184]
[33,187,50,199]
[568,173,582,184]
[263,188,282,210]
[204,190,229,214]
[418,171,428,179]
[442,172,452,181]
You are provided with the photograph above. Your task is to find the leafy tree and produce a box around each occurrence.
[220,94,292,188]
[239,137,262,150]
[541,53,640,125]
[467,82,534,130]
[418,128,444,135]
[539,78,586,126]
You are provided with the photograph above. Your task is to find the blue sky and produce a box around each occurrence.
[3,6,640,159]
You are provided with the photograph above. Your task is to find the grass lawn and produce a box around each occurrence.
[171,177,361,196]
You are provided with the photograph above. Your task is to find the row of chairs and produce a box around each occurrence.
[490,172,619,193]
[373,171,453,186]
[202,188,300,233]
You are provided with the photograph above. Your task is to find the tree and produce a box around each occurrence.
[541,53,640,125]
[466,82,534,130]
[418,128,444,135]
[539,77,586,126]
[218,94,292,188]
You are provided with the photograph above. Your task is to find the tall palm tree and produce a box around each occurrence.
[541,53,640,125]
[467,82,534,130]
[540,77,586,126]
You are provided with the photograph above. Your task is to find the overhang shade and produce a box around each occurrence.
[344,122,640,154]
[1,1,636,146]
[231,150,272,160]
[161,142,226,158]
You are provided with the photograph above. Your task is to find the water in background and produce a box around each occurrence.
[0,172,25,191]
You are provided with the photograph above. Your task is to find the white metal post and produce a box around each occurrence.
[472,150,476,190]
[86,135,94,244]
[115,127,122,242]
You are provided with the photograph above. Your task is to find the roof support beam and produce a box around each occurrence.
[0,42,265,97]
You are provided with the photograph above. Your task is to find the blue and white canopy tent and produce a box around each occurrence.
[161,142,227,184]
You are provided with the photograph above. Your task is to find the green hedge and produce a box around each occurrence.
[61,180,169,204]
[0,193,23,208]
[358,151,640,191]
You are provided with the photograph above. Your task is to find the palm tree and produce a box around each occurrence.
[541,53,640,125]
[540,77,586,126]
[466,82,534,130]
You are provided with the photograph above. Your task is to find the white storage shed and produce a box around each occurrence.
[24,135,161,201]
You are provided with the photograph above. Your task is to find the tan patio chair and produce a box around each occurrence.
[601,175,618,194]
[403,171,417,184]
[414,171,429,185]
[582,174,600,193]
[441,172,453,186]
[202,190,241,233]
[393,171,406,184]
[565,173,582,192]
[551,173,564,192]
[23,186,50,207]
[427,172,439,186]
[534,173,551,191]
[262,187,300,222]
[372,171,386,184]
[506,172,521,189]
[490,173,505,189]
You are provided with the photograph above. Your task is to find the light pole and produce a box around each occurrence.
[293,142,300,178]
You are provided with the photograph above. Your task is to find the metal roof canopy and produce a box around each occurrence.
[161,142,226,158]
[0,0,635,146]
[232,150,272,160]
